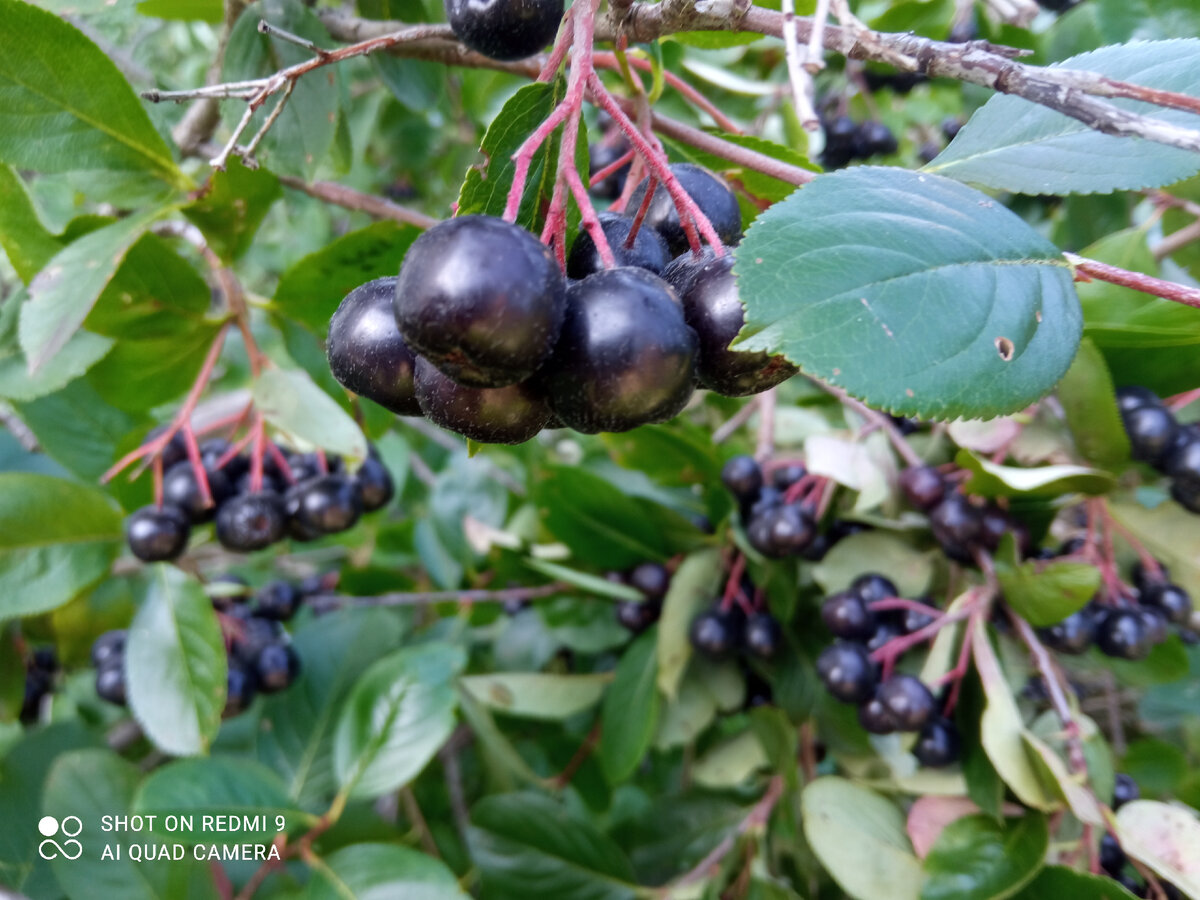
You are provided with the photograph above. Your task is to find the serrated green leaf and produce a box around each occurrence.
[459,672,610,720]
[921,813,1048,900]
[126,567,227,757]
[600,630,660,783]
[1012,865,1138,899]
[308,843,468,900]
[801,777,923,900]
[956,450,1115,497]
[252,367,368,462]
[0,0,185,186]
[182,159,282,261]
[0,165,61,283]
[927,40,1200,195]
[0,473,121,622]
[996,560,1100,627]
[1056,338,1131,468]
[735,167,1080,420]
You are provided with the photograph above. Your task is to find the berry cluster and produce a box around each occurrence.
[899,465,1032,563]
[20,647,58,723]
[611,562,672,633]
[125,438,393,561]
[328,165,795,444]
[817,574,961,767]
[819,115,899,169]
[690,603,784,662]
[1039,559,1193,661]
[1117,386,1200,513]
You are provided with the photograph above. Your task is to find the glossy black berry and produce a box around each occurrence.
[877,675,936,732]
[1138,606,1169,645]
[1099,833,1126,875]
[290,474,363,535]
[1113,772,1139,809]
[230,616,283,668]
[1170,478,1200,514]
[567,212,671,279]
[743,613,783,660]
[538,268,697,433]
[902,607,936,635]
[817,642,876,704]
[689,608,741,659]
[770,463,807,491]
[255,580,301,621]
[628,562,671,601]
[1142,583,1192,626]
[256,643,301,694]
[146,425,188,469]
[858,695,897,734]
[224,663,258,717]
[851,574,898,605]
[721,455,763,502]
[625,163,743,255]
[1115,385,1161,413]
[748,503,816,557]
[95,663,126,706]
[821,590,877,641]
[929,494,982,562]
[414,357,552,444]
[669,253,797,396]
[215,492,286,552]
[616,599,661,633]
[866,621,902,654]
[1165,433,1200,490]
[90,630,127,668]
[327,276,422,416]
[444,0,563,61]
[1121,404,1178,467]
[162,460,233,524]
[899,466,945,510]
[394,215,566,387]
[1096,609,1152,660]
[852,121,898,158]
[745,485,783,520]
[126,504,190,562]
[914,718,961,767]
[354,457,395,512]
[1038,606,1096,655]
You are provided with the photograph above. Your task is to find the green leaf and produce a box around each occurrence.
[921,813,1049,900]
[1012,865,1138,900]
[457,689,549,788]
[137,0,223,22]
[812,531,934,598]
[0,0,184,185]
[0,473,121,622]
[801,777,924,900]
[18,207,163,374]
[735,167,1080,420]
[458,80,577,234]
[1116,800,1200,898]
[44,749,219,900]
[693,730,768,789]
[0,289,113,403]
[135,757,310,843]
[252,367,368,462]
[333,642,464,799]
[600,630,661,784]
[221,0,339,179]
[656,548,724,699]
[469,792,637,900]
[956,451,1115,498]
[995,560,1100,627]
[535,465,671,569]
[1055,338,1131,468]
[0,165,61,283]
[126,567,227,757]
[308,843,468,900]
[1120,738,1188,797]
[257,607,406,805]
[458,672,610,720]
[273,220,420,333]
[182,159,281,261]
[927,40,1200,195]
[523,558,643,601]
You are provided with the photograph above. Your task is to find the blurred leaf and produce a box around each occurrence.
[308,843,468,899]
[1120,738,1188,797]
[523,559,643,601]
[0,165,61,283]
[273,220,420,333]
[183,159,282,261]
[137,0,222,22]
[0,472,121,622]
[921,813,1047,900]
[656,548,723,699]
[0,288,113,403]
[252,367,368,462]
[995,560,1099,627]
[956,451,1114,498]
[459,673,610,721]
[1012,865,1138,899]
[801,777,923,900]
[600,630,660,784]
[0,0,185,185]
[812,531,934,598]
[126,567,227,757]
[333,642,464,799]
[469,792,637,900]
[1055,338,1131,468]
[1116,800,1200,897]
[373,56,445,111]
[735,167,1081,420]
[1109,500,1200,604]
[692,730,768,789]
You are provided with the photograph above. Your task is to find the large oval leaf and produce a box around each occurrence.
[252,367,368,463]
[735,168,1080,420]
[126,567,227,757]
[921,813,1049,900]
[307,843,468,900]
[928,40,1200,196]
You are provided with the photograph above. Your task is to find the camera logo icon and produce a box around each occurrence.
[38,816,83,860]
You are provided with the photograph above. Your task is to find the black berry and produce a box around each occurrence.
[256,643,301,694]
[858,695,897,734]
[162,460,233,524]
[1099,833,1126,875]
[1115,385,1161,413]
[444,0,564,62]
[628,562,671,601]
[821,590,877,641]
[1038,606,1096,655]
[255,580,301,621]
[1112,772,1139,809]
[289,474,363,535]
[414,356,552,444]
[721,455,763,501]
[929,494,982,562]
[91,630,127,668]
[1096,609,1152,660]
[1121,404,1178,467]
[877,674,936,732]
[625,163,742,255]
[743,613,783,660]
[914,718,961,767]
[95,664,127,706]
[817,642,876,704]
[215,492,286,552]
[567,212,670,279]
[616,599,661,633]
[851,573,898,605]
[355,457,395,512]
[689,607,742,659]
[224,663,258,717]
[1141,582,1192,626]
[126,504,190,562]
[899,466,945,510]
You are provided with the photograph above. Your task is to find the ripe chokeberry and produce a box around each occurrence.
[91,630,127,668]
[929,493,982,562]
[1038,606,1096,655]
[899,466,945,510]
[215,492,286,552]
[256,643,301,694]
[1112,772,1139,809]
[1142,582,1192,625]
[689,607,742,659]
[1096,609,1151,660]
[851,574,898,605]
[224,663,257,717]
[255,580,301,621]
[394,215,566,387]
[722,455,763,502]
[414,357,553,444]
[821,591,876,641]
[748,503,816,557]
[566,212,670,279]
[1121,404,1178,467]
[1115,385,1161,414]
[538,268,697,433]
[770,463,807,491]
[858,695,897,734]
[817,642,876,704]
[616,599,661,633]
[327,276,422,416]
[444,0,564,62]
[95,664,127,706]
[355,457,395,511]
[625,164,742,255]
[1099,833,1125,875]
[877,675,935,732]
[913,718,961,767]
[289,474,363,535]
[628,562,671,601]
[126,505,190,562]
[743,613,783,660]
[162,460,233,524]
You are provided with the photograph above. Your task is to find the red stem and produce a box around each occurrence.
[593,52,742,135]
[1066,252,1200,310]
[588,147,634,188]
[267,442,296,484]
[720,554,747,611]
[870,597,943,618]
[1167,386,1200,412]
[180,425,214,509]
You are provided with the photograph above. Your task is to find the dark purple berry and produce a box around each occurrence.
[721,455,763,501]
[899,466,945,510]
[90,630,126,669]
[1038,606,1096,655]
[567,212,670,279]
[743,613,783,660]
[215,492,286,552]
[1096,609,1152,660]
[256,643,301,694]
[95,663,126,706]
[327,277,422,416]
[1141,583,1192,626]
[1099,833,1125,875]
[821,591,876,641]
[289,474,363,535]
[851,574,898,605]
[877,674,935,732]
[126,505,190,562]
[616,599,661,633]
[444,0,563,62]
[1113,772,1139,809]
[224,663,258,717]
[858,694,897,734]
[162,460,233,524]
[625,163,742,255]
[817,642,876,704]
[929,494,982,562]
[414,358,552,445]
[689,607,741,659]
[355,457,394,512]
[1115,386,1161,414]
[628,562,671,601]
[770,463,807,491]
[255,580,301,621]
[914,717,961,767]
[1121,404,1178,467]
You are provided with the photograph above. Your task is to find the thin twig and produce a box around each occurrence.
[276,175,437,228]
[1066,252,1200,310]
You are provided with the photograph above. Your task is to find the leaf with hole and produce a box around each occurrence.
[735,167,1080,420]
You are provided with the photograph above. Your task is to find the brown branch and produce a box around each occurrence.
[276,175,438,228]
[1066,252,1200,310]
[173,0,252,155]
